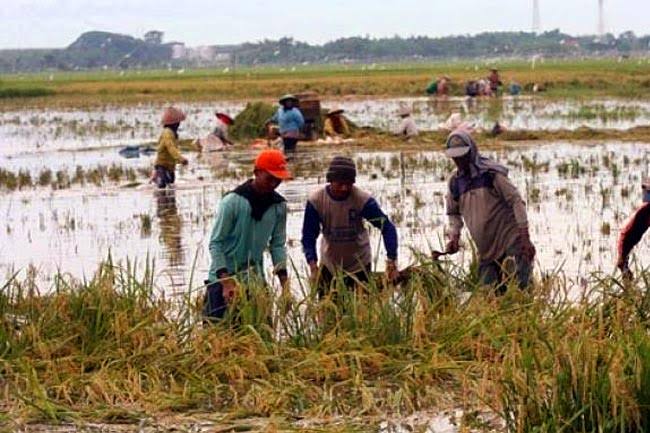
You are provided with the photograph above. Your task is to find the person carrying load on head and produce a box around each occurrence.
[443,130,536,294]
[203,149,293,321]
[153,106,189,189]
[616,178,650,279]
[301,156,399,298]
[267,94,305,154]
[323,108,351,139]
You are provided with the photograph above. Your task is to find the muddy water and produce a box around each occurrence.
[0,141,648,291]
[2,98,650,158]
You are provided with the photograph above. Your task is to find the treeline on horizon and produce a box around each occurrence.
[1,29,648,73]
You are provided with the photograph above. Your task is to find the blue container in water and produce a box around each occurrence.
[118,145,141,159]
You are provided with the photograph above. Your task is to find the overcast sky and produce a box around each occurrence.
[1,0,647,49]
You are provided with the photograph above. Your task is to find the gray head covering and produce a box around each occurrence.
[326,156,356,183]
[445,130,508,178]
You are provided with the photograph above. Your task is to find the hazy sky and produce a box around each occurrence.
[1,0,648,49]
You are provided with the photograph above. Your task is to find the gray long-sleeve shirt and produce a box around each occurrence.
[446,171,528,262]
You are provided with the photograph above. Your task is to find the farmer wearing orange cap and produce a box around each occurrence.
[204,149,292,321]
[154,107,188,188]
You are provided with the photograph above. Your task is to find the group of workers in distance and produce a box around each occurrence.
[154,97,650,325]
[427,68,524,98]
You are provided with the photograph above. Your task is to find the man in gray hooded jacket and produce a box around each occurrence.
[443,130,536,292]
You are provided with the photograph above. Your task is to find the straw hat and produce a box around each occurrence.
[161,107,186,126]
[279,94,299,104]
[327,108,345,116]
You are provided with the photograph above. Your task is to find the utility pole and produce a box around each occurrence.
[532,0,541,34]
[598,0,605,37]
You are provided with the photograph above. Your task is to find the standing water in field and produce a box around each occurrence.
[0,140,648,292]
[2,98,650,158]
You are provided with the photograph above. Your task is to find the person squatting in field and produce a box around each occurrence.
[301,156,399,298]
[395,106,419,139]
[153,107,189,188]
[443,130,536,294]
[323,108,351,139]
[203,149,292,321]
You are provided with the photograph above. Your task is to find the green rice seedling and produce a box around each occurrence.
[72,165,86,185]
[17,170,32,189]
[0,168,18,191]
[53,169,71,189]
[139,214,152,237]
[107,164,125,182]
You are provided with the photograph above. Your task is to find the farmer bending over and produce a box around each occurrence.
[204,149,292,320]
[323,108,350,138]
[301,156,399,297]
[444,130,535,293]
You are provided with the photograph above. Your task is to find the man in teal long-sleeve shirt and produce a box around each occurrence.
[204,149,292,320]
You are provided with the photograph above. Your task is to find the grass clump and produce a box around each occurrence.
[230,101,276,140]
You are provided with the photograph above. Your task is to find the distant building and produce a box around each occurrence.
[171,43,186,59]
[144,31,164,44]
[185,46,216,62]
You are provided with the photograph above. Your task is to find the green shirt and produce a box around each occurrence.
[208,192,288,282]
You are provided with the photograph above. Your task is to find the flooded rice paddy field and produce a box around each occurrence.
[3,97,650,158]
[0,136,648,291]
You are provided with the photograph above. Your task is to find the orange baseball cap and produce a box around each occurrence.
[254,149,292,180]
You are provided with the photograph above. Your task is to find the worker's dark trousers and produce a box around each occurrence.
[316,264,371,300]
[282,137,298,153]
[203,280,228,320]
[153,165,175,188]
[478,242,532,295]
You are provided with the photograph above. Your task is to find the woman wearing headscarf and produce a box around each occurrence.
[443,130,535,293]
